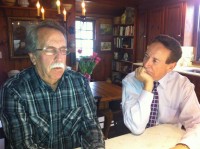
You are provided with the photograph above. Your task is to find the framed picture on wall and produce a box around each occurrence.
[101,42,111,51]
[7,17,65,59]
[100,24,112,35]
[7,17,39,58]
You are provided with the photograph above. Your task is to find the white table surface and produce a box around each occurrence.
[76,124,185,149]
[105,124,185,149]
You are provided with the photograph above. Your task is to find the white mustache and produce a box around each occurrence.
[50,63,65,69]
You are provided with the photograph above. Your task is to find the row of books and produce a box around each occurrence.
[113,25,134,36]
[112,61,132,73]
[113,37,134,49]
[112,72,122,85]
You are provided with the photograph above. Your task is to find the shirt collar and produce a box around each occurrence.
[157,71,173,89]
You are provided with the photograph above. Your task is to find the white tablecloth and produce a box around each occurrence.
[76,124,185,149]
[105,124,185,149]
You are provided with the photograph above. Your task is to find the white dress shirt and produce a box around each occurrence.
[122,71,200,149]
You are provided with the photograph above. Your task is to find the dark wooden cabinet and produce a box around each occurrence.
[136,7,165,62]
[164,3,185,45]
[136,2,195,63]
[180,73,200,103]
[147,7,164,44]
[136,10,147,62]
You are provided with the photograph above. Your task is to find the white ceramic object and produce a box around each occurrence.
[8,70,20,78]
[18,0,29,7]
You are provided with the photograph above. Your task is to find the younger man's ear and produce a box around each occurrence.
[167,62,176,72]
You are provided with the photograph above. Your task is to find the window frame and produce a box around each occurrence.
[75,19,96,59]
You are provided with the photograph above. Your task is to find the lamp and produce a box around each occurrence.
[35,1,72,22]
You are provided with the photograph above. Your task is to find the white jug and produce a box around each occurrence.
[18,0,29,7]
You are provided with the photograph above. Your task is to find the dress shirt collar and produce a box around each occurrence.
[157,71,173,90]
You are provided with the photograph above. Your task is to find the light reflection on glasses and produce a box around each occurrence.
[36,46,70,56]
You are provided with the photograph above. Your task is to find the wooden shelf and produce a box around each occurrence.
[0,5,57,11]
[113,59,134,64]
[113,35,134,38]
[113,23,135,26]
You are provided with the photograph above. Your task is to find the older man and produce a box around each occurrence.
[0,21,104,149]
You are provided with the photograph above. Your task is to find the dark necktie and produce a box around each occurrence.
[146,81,159,128]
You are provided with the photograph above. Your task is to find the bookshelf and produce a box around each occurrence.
[112,25,135,85]
[112,8,136,85]
[113,25,134,49]
[112,60,134,85]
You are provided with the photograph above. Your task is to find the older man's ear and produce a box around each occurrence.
[29,53,37,65]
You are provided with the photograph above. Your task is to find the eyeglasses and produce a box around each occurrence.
[36,46,70,56]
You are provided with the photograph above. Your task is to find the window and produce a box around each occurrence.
[75,20,95,58]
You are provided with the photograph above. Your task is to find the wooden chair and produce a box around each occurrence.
[109,100,123,128]
[0,120,7,149]
[94,96,113,139]
[0,127,5,139]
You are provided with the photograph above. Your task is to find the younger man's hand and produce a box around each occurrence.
[135,67,154,92]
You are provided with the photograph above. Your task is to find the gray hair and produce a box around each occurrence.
[25,20,67,53]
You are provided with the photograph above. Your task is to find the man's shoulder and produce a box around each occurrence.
[64,70,84,79]
[124,71,135,79]
[167,71,193,86]
[122,71,142,86]
[123,71,136,82]
[2,67,33,89]
[169,71,190,82]
[63,70,89,84]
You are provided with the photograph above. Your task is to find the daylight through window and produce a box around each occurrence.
[75,20,94,59]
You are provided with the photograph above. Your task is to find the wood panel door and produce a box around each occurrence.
[136,10,147,62]
[147,7,164,44]
[164,3,185,45]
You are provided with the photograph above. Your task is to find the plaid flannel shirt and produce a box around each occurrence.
[0,67,105,149]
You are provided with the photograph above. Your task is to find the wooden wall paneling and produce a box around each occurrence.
[195,78,200,102]
[65,0,76,68]
[92,53,112,81]
[75,0,128,16]
[136,10,147,62]
[180,73,200,103]
[147,7,164,44]
[164,3,185,45]
[164,2,195,46]
[92,18,113,81]
[136,1,195,63]
[0,13,8,85]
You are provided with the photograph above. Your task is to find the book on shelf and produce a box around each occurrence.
[114,37,134,49]
[112,61,121,71]
[112,60,133,73]
[115,61,121,71]
[112,72,122,84]
[113,25,134,36]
